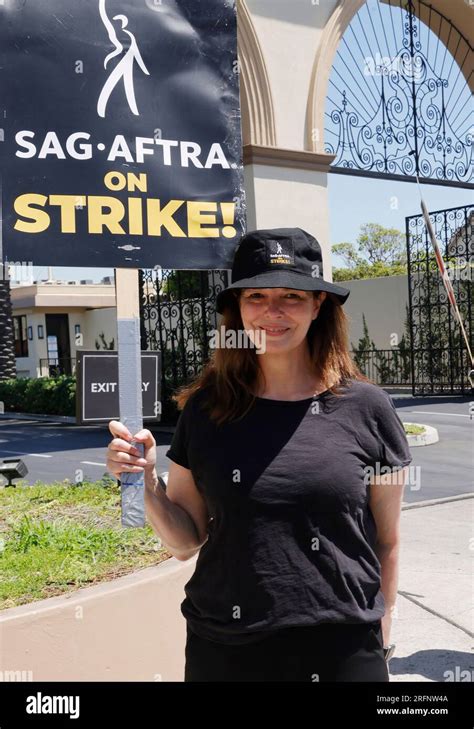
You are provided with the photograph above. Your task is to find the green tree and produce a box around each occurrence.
[350,310,412,385]
[332,223,407,281]
[350,314,376,374]
[161,271,208,300]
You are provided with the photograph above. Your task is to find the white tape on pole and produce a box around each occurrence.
[115,268,145,528]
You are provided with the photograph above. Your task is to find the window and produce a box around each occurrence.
[13,315,28,357]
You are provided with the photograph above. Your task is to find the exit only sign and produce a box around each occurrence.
[76,351,161,425]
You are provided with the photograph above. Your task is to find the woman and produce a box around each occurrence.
[106,227,412,682]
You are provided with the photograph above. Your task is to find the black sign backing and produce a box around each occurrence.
[0,0,245,269]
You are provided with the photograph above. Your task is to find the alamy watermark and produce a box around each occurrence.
[0,669,34,681]
[364,463,421,491]
[364,53,423,80]
[208,326,267,353]
[0,260,34,282]
[445,257,474,281]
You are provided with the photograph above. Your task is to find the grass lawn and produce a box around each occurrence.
[0,476,170,611]
[403,423,426,435]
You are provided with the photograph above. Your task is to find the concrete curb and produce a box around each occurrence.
[0,412,76,423]
[402,493,473,510]
[404,422,439,447]
[0,555,196,681]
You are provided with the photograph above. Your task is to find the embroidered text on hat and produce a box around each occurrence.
[265,238,295,266]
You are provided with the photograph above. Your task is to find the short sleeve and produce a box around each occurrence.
[374,392,413,470]
[165,397,194,469]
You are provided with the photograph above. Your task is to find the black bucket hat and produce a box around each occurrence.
[216,227,350,314]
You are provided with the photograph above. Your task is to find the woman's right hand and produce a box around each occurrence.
[106,420,157,479]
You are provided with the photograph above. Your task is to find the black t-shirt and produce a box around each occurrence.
[165,378,413,644]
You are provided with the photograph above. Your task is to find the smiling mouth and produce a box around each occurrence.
[258,326,291,335]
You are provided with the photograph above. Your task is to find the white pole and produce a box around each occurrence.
[115,267,145,528]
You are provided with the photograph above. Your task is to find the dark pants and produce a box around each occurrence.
[184,620,389,682]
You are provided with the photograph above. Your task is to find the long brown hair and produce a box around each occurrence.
[171,289,370,425]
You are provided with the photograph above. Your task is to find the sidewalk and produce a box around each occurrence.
[390,496,473,682]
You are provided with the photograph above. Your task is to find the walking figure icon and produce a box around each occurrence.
[97,0,150,118]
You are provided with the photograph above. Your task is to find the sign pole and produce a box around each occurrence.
[115,267,145,528]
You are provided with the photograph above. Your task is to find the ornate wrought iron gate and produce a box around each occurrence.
[138,268,229,423]
[325,0,473,188]
[406,204,473,395]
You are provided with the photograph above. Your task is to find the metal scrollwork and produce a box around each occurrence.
[406,205,473,394]
[325,0,472,186]
[139,268,230,422]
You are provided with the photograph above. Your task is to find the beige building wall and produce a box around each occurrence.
[11,285,117,378]
[344,275,410,350]
[243,164,334,278]
[14,306,117,379]
[13,311,44,379]
[82,308,117,351]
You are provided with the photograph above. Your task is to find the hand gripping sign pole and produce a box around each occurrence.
[115,267,146,528]
[408,151,474,389]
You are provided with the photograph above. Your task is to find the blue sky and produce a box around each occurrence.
[328,175,473,266]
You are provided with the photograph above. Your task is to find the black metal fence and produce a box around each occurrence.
[138,268,230,423]
[406,204,473,395]
[351,349,411,387]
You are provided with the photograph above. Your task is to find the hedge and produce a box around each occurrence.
[0,376,76,416]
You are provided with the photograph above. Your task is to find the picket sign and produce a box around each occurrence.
[0,0,245,529]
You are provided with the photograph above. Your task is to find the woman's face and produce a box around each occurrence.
[237,288,327,351]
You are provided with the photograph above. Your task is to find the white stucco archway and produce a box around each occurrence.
[237,0,277,147]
